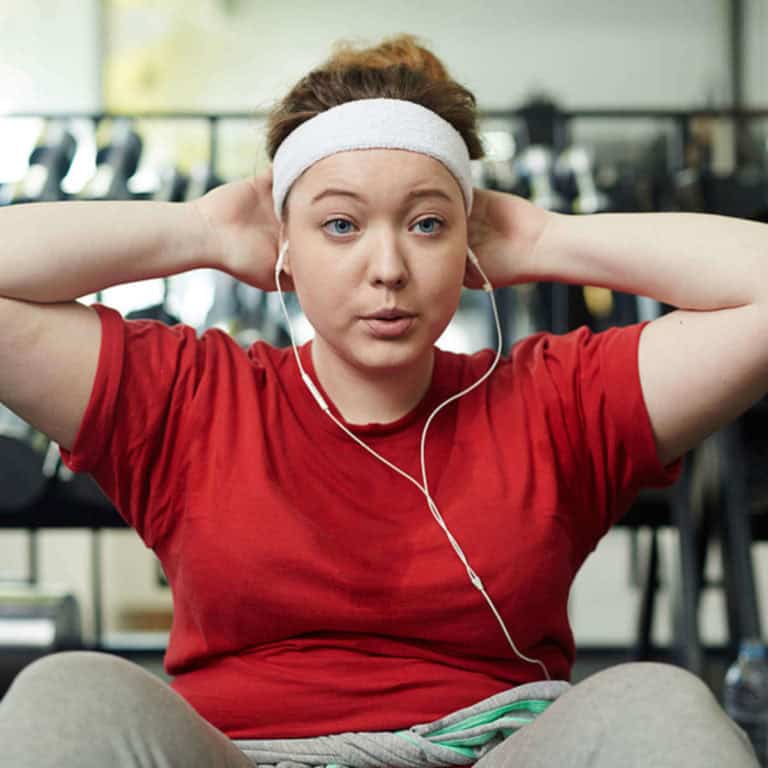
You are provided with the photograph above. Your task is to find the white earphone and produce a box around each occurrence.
[272,239,551,681]
[275,242,287,274]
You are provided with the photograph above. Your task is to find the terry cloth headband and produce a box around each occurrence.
[271,97,474,220]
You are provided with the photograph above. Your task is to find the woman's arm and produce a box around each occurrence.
[0,169,287,303]
[522,211,768,309]
[0,199,225,452]
[523,208,768,467]
[468,190,768,468]
[0,200,219,302]
[0,171,282,452]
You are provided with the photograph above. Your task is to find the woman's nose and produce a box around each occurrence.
[368,238,409,288]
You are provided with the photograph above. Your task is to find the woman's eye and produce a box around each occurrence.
[323,218,356,236]
[322,217,444,236]
[414,217,443,235]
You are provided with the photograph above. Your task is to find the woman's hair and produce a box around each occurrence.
[265,34,486,168]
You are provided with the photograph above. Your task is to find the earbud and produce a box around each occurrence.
[276,240,289,274]
[467,247,493,293]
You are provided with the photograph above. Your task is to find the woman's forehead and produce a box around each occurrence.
[293,149,460,205]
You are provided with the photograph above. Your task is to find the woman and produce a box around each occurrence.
[0,33,763,768]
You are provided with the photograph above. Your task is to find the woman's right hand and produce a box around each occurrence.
[191,167,294,292]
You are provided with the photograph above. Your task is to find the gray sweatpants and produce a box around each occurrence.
[0,650,759,767]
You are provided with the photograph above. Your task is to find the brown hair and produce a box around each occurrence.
[265,33,486,172]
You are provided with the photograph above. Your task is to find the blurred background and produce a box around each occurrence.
[1,0,768,707]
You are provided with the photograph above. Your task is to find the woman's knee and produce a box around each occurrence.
[4,650,172,719]
[14,650,137,680]
[1,652,254,768]
[482,663,759,768]
[582,661,718,713]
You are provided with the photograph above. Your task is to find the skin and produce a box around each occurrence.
[278,149,470,425]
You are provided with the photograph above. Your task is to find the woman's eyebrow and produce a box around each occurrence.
[310,187,454,206]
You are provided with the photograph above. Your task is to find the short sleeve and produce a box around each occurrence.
[535,321,683,548]
[59,303,207,548]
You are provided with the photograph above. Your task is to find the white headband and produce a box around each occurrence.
[271,97,474,220]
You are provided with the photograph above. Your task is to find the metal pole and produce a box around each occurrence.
[91,529,103,648]
[729,0,748,165]
[209,116,219,178]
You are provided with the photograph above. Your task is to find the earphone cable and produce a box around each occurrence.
[273,244,551,681]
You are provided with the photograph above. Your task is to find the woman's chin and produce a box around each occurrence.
[352,342,429,372]
[345,338,434,374]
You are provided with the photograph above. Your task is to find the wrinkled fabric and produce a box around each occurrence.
[233,681,570,768]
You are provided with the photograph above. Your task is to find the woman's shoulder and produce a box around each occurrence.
[434,329,562,379]
[433,325,622,392]
[245,338,301,371]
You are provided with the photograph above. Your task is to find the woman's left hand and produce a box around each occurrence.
[464,187,552,290]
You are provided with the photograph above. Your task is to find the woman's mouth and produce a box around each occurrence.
[362,316,416,339]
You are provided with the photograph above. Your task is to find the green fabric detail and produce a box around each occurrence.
[395,731,475,757]
[395,730,494,757]
[500,723,534,737]
[427,699,553,737]
[437,718,535,747]
[433,743,478,757]
[393,699,552,757]
[440,732,502,748]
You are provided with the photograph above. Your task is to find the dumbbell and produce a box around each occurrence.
[554,145,612,214]
[5,121,77,204]
[76,119,142,201]
[513,145,569,212]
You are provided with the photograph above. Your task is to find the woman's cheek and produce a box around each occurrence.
[430,271,463,310]
[292,273,340,335]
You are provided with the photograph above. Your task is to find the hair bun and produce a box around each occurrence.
[326,33,450,83]
[266,33,484,163]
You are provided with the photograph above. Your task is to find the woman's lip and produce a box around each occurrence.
[362,316,415,339]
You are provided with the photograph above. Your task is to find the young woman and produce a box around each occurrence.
[0,33,764,768]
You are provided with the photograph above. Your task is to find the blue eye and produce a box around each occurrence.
[322,217,444,236]
[414,217,443,234]
[324,218,356,235]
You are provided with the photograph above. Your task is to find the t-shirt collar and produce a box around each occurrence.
[293,338,448,438]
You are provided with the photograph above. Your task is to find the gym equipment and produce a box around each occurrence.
[0,410,85,698]
[517,96,569,155]
[0,586,82,697]
[155,165,190,203]
[476,130,517,193]
[76,119,143,201]
[0,587,80,649]
[513,145,569,212]
[0,409,50,513]
[225,285,293,348]
[554,145,612,214]
[1,121,77,204]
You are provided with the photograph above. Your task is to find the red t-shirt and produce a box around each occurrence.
[60,303,682,739]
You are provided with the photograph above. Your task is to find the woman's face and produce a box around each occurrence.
[281,149,467,374]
